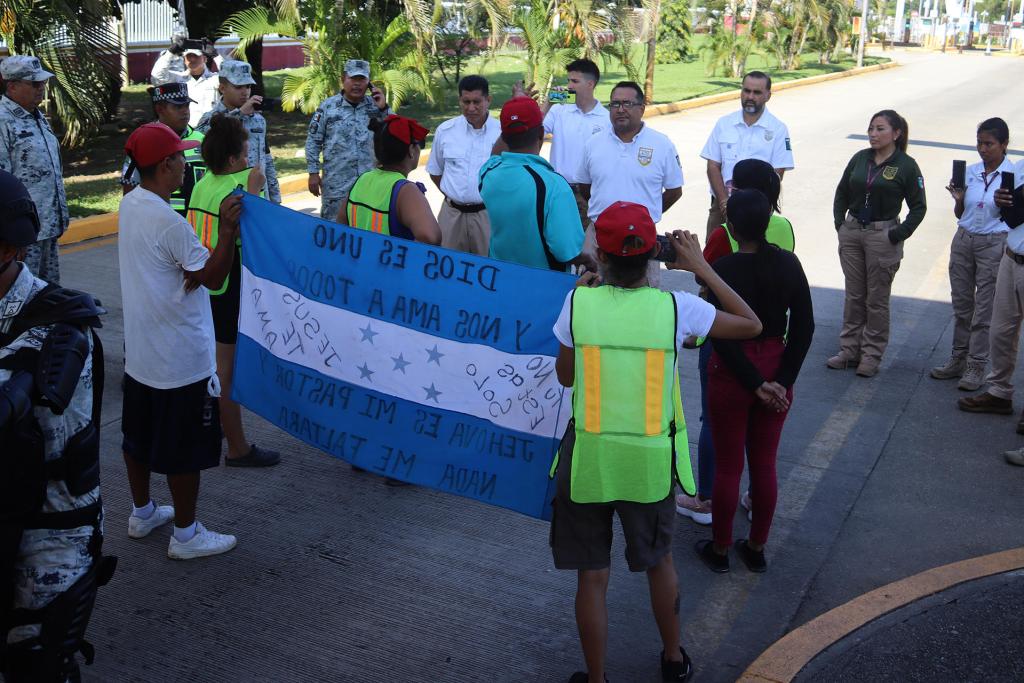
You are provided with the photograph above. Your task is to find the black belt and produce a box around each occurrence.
[448,199,486,213]
[1006,247,1024,265]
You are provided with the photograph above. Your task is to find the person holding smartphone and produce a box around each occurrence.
[932,118,1013,391]
[958,150,1024,444]
[828,110,926,378]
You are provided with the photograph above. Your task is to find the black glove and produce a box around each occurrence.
[201,39,218,60]
[169,35,187,55]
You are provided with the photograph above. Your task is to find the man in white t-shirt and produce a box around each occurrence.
[427,75,501,255]
[577,81,683,283]
[700,71,794,238]
[118,123,241,560]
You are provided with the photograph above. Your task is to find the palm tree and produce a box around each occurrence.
[0,0,122,147]
[512,0,581,95]
[224,0,431,112]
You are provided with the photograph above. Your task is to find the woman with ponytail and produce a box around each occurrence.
[695,189,814,574]
[829,109,926,377]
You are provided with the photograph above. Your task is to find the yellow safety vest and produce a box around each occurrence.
[186,168,256,296]
[564,286,694,503]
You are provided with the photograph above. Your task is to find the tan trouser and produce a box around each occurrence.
[583,221,661,287]
[705,198,725,242]
[984,250,1024,399]
[438,201,490,256]
[948,227,1005,364]
[837,216,904,363]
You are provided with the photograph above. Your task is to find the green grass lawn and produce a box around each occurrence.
[64,45,887,218]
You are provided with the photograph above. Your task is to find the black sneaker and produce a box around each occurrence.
[734,539,767,573]
[660,646,694,682]
[695,540,729,573]
[225,444,281,467]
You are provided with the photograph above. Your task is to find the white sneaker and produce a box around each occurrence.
[740,491,753,522]
[127,504,175,539]
[675,493,712,525]
[167,523,237,560]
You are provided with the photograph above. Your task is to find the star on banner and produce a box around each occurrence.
[423,383,442,403]
[425,344,445,365]
[391,353,411,374]
[359,323,378,344]
[357,363,375,381]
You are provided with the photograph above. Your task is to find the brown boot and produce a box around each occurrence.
[826,351,858,370]
[957,392,1014,415]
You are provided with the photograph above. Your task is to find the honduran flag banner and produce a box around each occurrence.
[232,192,575,520]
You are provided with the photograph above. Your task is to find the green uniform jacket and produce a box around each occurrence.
[833,148,927,243]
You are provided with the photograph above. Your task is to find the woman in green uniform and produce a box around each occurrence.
[344,115,442,245]
[187,114,280,467]
[829,110,926,377]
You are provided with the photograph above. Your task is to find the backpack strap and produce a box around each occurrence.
[523,165,565,272]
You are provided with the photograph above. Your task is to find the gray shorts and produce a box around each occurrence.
[549,426,676,572]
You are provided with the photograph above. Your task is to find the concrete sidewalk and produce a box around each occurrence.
[58,48,1024,682]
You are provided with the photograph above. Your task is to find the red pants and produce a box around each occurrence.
[708,338,792,547]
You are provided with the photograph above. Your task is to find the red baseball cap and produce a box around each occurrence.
[595,201,657,256]
[500,96,543,135]
[124,122,199,168]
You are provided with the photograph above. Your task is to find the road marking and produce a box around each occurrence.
[738,547,1024,682]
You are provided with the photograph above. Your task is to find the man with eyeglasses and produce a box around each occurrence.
[0,56,68,285]
[577,81,683,283]
[699,71,794,239]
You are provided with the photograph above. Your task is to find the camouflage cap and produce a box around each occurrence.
[344,59,371,79]
[0,55,54,82]
[218,59,256,86]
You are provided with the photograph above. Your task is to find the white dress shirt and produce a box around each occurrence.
[700,108,794,191]
[578,125,684,223]
[543,101,609,183]
[187,68,221,127]
[426,115,502,204]
[958,158,1015,235]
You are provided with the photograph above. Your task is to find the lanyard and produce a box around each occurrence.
[977,169,999,210]
[863,161,886,208]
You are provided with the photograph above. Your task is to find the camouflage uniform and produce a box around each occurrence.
[0,96,68,284]
[1,264,100,646]
[197,102,281,203]
[305,94,389,222]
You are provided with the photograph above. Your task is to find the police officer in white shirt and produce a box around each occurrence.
[577,81,683,284]
[149,37,221,127]
[427,75,501,256]
[700,71,794,238]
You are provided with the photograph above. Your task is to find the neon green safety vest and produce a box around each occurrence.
[171,126,207,215]
[695,214,795,347]
[345,169,405,235]
[725,214,795,253]
[187,167,257,296]
[560,286,695,503]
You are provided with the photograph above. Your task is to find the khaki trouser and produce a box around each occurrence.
[583,221,661,287]
[948,227,1005,364]
[439,201,490,256]
[837,216,904,363]
[705,197,725,242]
[984,250,1024,399]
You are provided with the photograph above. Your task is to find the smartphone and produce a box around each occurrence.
[548,89,575,103]
[951,160,966,190]
[654,235,676,262]
[1002,171,1017,193]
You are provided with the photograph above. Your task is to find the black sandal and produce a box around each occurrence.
[660,646,694,682]
[695,540,729,573]
[734,539,767,573]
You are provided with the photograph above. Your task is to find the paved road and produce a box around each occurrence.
[65,49,1024,682]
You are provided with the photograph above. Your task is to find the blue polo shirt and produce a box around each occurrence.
[478,152,584,271]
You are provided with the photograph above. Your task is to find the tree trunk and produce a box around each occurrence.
[244,37,265,98]
[645,0,661,104]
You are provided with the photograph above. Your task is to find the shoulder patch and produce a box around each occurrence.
[785,137,791,151]
[918,176,925,188]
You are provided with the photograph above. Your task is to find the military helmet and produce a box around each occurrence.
[0,169,41,248]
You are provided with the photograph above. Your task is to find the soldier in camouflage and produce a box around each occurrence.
[0,170,111,682]
[305,58,390,223]
[0,56,69,285]
[195,60,281,203]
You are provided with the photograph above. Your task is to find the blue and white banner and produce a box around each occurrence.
[233,193,575,520]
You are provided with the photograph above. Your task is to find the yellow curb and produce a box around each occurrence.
[739,546,1024,683]
[644,62,898,118]
[60,60,895,247]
